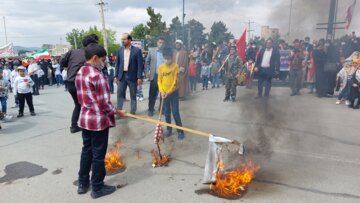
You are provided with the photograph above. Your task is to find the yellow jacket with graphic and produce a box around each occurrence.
[158,63,179,94]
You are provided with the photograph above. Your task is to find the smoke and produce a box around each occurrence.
[269,0,359,41]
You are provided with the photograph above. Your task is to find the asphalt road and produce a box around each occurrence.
[1,82,360,203]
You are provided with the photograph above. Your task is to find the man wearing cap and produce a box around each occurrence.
[173,40,190,99]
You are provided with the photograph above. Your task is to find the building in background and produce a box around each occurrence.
[261,26,280,40]
[42,44,70,56]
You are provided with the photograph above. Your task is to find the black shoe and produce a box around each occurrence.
[17,113,24,118]
[70,126,82,134]
[30,112,36,116]
[77,184,89,194]
[231,97,236,102]
[223,98,230,102]
[148,111,154,117]
[296,92,301,96]
[290,92,296,96]
[91,185,116,199]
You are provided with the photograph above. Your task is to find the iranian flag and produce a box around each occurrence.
[31,49,51,60]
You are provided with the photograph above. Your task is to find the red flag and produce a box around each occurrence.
[346,0,357,30]
[236,30,246,64]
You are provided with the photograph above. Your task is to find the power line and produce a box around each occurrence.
[246,20,255,42]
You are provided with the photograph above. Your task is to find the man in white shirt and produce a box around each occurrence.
[27,59,40,95]
[115,33,144,115]
[254,39,280,98]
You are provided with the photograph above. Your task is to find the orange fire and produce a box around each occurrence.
[104,142,125,174]
[210,160,260,199]
[151,150,171,168]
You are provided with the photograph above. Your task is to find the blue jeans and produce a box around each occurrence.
[137,85,143,97]
[78,128,109,191]
[108,78,114,93]
[258,68,273,97]
[0,96,6,113]
[338,82,350,100]
[189,76,197,91]
[117,72,137,114]
[212,73,221,87]
[163,90,183,133]
[55,75,63,86]
[202,76,209,89]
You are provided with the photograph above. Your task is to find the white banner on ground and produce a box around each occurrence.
[0,43,15,57]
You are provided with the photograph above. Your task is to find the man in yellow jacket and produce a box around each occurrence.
[158,47,185,140]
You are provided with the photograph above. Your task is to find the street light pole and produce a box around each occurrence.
[288,0,293,43]
[97,0,108,52]
[3,16,8,44]
[182,0,185,41]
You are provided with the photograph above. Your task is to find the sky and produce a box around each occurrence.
[0,0,358,47]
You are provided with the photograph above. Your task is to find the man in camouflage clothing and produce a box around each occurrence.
[223,46,242,102]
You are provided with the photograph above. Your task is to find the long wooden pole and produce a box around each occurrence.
[126,113,210,137]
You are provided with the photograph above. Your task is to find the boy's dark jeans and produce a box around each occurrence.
[18,93,34,113]
[163,90,183,133]
[78,128,109,191]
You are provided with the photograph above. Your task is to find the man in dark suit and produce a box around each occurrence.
[115,33,144,114]
[254,39,280,98]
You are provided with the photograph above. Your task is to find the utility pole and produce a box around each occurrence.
[3,16,8,44]
[97,0,108,52]
[182,0,185,42]
[246,20,255,42]
[288,0,293,43]
[73,30,78,49]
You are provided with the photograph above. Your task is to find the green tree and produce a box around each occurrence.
[208,21,234,44]
[185,19,206,48]
[145,6,167,47]
[65,29,86,49]
[130,24,146,39]
[169,16,183,40]
[66,26,119,54]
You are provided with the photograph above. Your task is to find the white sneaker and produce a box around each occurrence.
[335,100,341,105]
[139,97,144,101]
[345,100,351,106]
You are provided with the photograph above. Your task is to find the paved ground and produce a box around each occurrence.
[1,82,360,203]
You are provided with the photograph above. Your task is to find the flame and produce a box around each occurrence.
[151,150,171,168]
[210,160,260,199]
[104,142,125,174]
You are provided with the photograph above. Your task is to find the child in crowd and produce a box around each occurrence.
[13,66,36,117]
[158,47,185,140]
[210,58,221,88]
[62,67,68,91]
[336,52,359,105]
[200,59,211,90]
[348,61,360,109]
[0,69,10,116]
[188,58,197,92]
[10,66,19,108]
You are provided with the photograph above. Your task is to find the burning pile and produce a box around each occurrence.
[152,123,171,168]
[151,150,171,168]
[210,160,260,199]
[104,142,125,175]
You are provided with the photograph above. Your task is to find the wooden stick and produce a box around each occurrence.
[156,97,165,159]
[218,54,230,73]
[126,113,210,137]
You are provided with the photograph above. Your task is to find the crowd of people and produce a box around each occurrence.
[1,31,360,198]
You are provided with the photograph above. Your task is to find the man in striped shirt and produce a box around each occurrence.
[75,43,126,199]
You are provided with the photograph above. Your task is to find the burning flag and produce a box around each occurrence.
[210,160,260,199]
[104,142,125,175]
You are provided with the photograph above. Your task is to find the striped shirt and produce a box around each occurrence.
[75,63,116,131]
